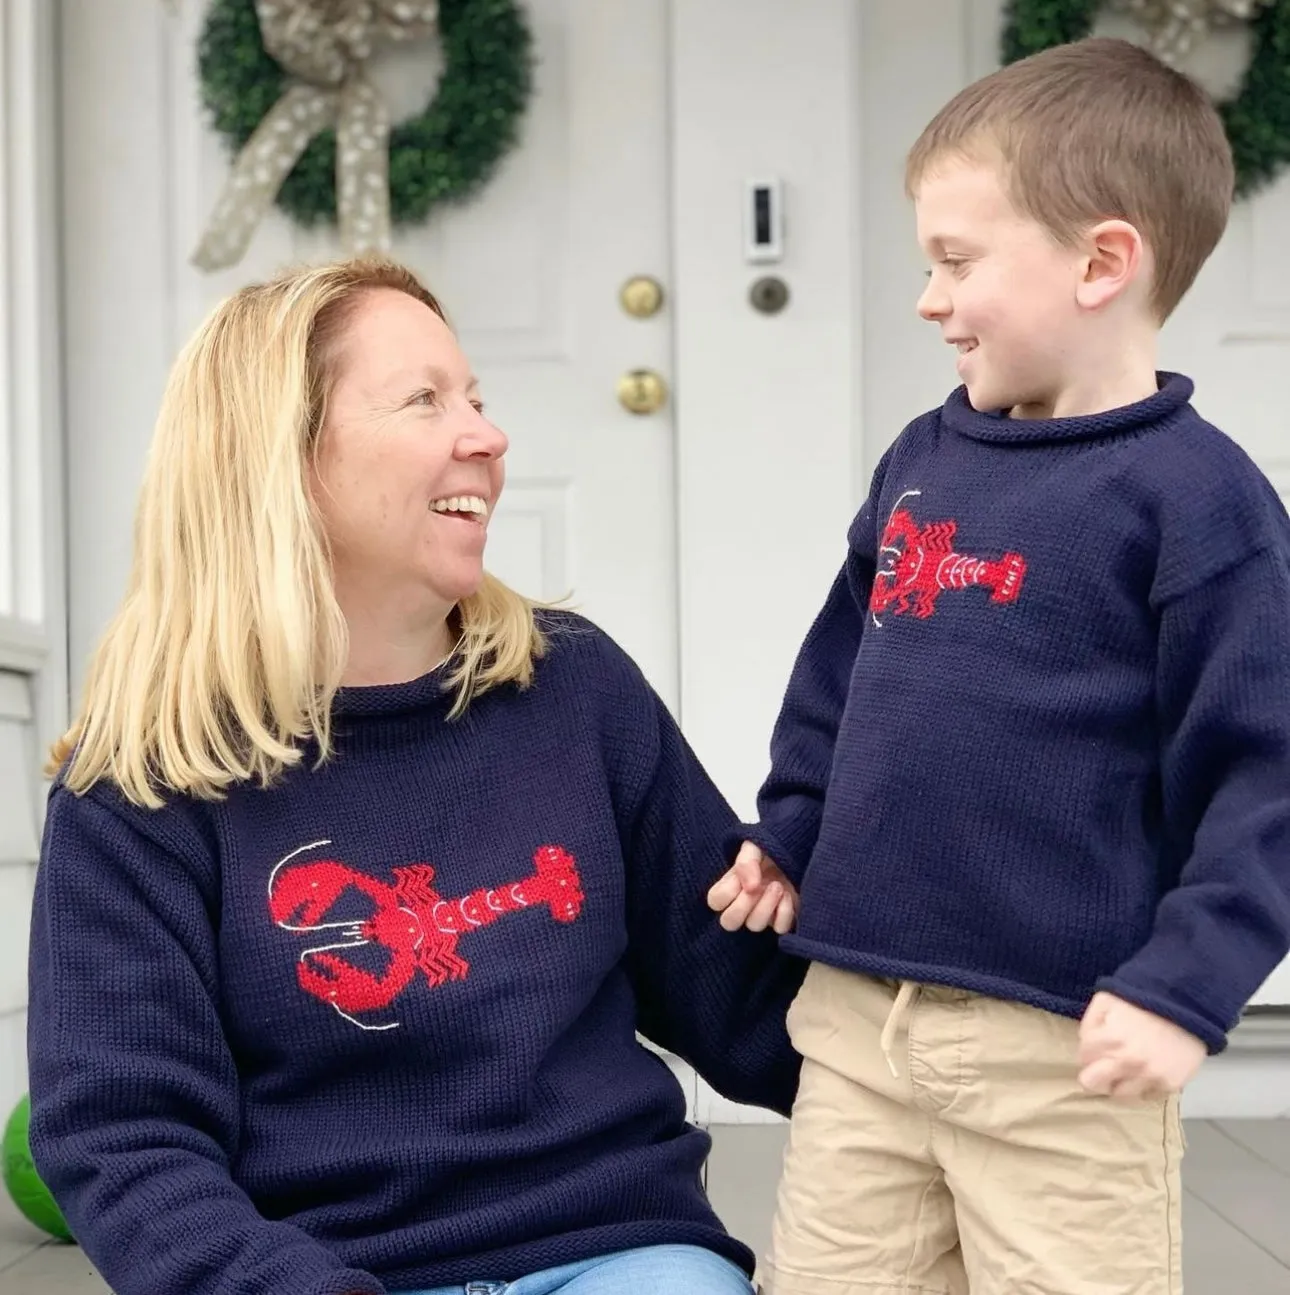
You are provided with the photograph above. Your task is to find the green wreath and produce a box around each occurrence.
[198,0,534,228]
[1002,0,1290,197]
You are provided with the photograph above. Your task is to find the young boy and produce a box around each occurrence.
[709,36,1290,1295]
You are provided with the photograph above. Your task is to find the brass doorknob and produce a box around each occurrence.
[617,368,668,415]
[620,275,665,318]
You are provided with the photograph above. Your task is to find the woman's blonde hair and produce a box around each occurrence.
[52,257,545,807]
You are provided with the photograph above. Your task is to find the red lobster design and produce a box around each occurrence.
[268,844,584,1028]
[870,491,1026,623]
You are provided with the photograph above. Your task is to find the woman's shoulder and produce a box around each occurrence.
[530,608,660,728]
[534,608,648,684]
[46,769,221,874]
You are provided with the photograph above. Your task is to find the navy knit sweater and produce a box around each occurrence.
[746,374,1290,1052]
[28,616,803,1295]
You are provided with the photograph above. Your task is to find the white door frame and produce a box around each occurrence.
[0,0,66,1116]
[671,0,864,823]
[1,0,67,770]
[670,0,865,1124]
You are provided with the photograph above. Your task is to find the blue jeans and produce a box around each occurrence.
[394,1243,754,1295]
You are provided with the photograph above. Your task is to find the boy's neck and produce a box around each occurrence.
[1011,328,1159,422]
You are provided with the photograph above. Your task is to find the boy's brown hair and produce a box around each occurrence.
[905,37,1233,321]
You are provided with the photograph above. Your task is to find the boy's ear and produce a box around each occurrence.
[1076,220,1146,311]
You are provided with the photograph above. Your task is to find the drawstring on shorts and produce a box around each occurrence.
[879,980,919,1077]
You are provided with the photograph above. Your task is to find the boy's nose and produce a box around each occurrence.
[917,278,950,321]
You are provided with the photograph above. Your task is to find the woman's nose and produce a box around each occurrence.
[457,410,509,460]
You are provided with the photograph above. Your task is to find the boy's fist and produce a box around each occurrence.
[707,840,798,935]
[1077,991,1206,1102]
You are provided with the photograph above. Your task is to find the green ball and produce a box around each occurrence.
[3,1094,72,1242]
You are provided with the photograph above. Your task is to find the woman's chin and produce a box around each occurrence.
[428,565,487,605]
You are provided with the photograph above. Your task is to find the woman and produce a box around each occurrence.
[28,258,803,1295]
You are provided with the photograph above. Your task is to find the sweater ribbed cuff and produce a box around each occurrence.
[1092,975,1230,1056]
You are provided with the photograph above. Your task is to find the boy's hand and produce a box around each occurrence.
[707,841,799,935]
[1077,991,1206,1101]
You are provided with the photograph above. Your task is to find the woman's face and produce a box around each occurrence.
[312,288,507,612]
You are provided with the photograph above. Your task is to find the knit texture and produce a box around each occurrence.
[28,616,803,1295]
[747,374,1290,1052]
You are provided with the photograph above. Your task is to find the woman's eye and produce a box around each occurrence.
[411,390,438,408]
[470,400,486,414]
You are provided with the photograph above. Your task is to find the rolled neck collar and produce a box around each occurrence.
[943,372,1194,445]
[331,664,454,719]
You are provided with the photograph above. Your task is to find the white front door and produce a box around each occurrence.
[60,0,679,709]
[855,0,1290,1004]
[60,0,694,1113]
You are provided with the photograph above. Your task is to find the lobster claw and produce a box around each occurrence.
[269,859,398,930]
[296,949,416,1017]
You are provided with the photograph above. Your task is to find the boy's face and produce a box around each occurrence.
[913,156,1085,419]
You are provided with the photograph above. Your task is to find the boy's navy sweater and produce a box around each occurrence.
[747,374,1290,1052]
[28,618,804,1295]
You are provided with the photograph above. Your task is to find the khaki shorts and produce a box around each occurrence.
[758,963,1184,1295]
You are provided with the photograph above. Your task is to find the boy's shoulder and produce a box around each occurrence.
[885,401,947,459]
[1139,401,1290,602]
[845,402,952,551]
[1155,403,1277,484]
[856,403,947,502]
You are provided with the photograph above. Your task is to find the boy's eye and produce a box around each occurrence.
[938,257,970,278]
[924,258,967,278]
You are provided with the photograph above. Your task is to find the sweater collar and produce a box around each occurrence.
[943,371,1194,445]
[331,664,454,719]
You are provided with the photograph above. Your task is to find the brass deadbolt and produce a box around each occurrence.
[750,275,790,315]
[619,275,665,319]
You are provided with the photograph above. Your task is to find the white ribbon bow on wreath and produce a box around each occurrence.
[191,0,438,272]
[1108,0,1273,64]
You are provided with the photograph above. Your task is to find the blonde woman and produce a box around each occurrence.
[28,259,802,1295]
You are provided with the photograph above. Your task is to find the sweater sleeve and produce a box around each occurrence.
[1096,546,1290,1053]
[736,491,881,883]
[27,787,384,1295]
[603,656,805,1116]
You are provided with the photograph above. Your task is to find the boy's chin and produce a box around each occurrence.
[963,379,1009,415]
[964,374,1046,418]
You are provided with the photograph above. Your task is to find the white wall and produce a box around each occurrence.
[0,0,67,1114]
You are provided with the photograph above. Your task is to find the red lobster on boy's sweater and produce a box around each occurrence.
[870,491,1027,624]
[268,844,584,1026]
